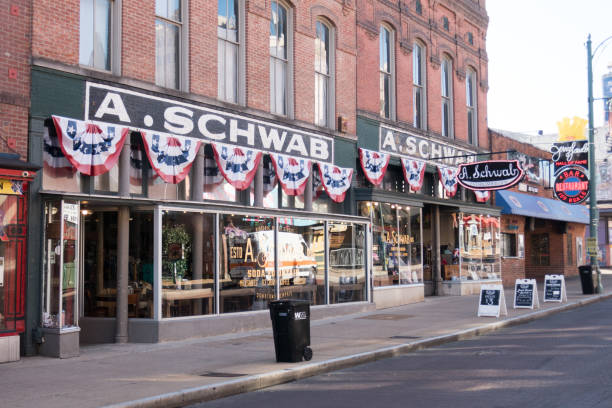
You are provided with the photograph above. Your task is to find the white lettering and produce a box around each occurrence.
[230,120,255,145]
[94,92,131,122]
[406,136,417,155]
[310,138,329,161]
[198,114,227,141]
[286,134,309,156]
[381,130,397,152]
[431,142,442,159]
[258,125,287,150]
[163,106,193,135]
[418,140,430,158]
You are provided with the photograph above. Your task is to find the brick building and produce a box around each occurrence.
[489,129,588,287]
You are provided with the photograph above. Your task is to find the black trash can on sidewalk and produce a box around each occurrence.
[269,299,313,363]
[578,265,595,294]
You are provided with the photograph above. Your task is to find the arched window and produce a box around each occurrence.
[441,55,453,137]
[315,20,334,128]
[380,25,395,119]
[466,68,477,145]
[413,40,426,129]
[270,1,292,116]
[218,0,242,104]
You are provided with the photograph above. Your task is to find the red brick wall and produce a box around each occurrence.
[1,0,31,158]
[356,0,489,149]
[501,215,526,287]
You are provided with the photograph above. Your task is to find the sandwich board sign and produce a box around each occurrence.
[478,284,508,317]
[513,279,539,309]
[543,274,567,303]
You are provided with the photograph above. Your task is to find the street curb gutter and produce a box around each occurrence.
[103,292,612,408]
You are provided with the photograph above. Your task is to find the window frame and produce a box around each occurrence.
[501,232,518,258]
[217,0,245,105]
[269,0,294,118]
[379,24,396,120]
[413,40,427,130]
[79,0,121,74]
[155,0,189,91]
[466,67,478,146]
[441,55,453,138]
[314,19,335,129]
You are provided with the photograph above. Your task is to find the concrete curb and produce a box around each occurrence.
[103,291,612,408]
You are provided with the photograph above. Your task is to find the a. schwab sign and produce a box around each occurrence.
[457,160,524,191]
[85,82,334,163]
[379,125,476,166]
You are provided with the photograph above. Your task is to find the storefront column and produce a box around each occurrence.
[115,206,130,343]
[304,173,313,212]
[254,163,263,207]
[119,138,130,197]
[192,145,204,201]
[433,205,442,294]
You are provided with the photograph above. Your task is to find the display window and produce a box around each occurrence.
[457,213,501,280]
[328,221,366,303]
[43,200,79,329]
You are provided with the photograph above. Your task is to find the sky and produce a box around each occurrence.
[486,0,612,135]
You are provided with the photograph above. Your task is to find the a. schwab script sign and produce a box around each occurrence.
[85,82,334,163]
[456,160,524,191]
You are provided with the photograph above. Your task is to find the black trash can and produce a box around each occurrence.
[578,265,595,294]
[269,299,312,363]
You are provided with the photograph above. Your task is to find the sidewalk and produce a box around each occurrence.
[3,274,612,408]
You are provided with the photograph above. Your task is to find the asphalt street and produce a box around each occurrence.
[190,297,612,408]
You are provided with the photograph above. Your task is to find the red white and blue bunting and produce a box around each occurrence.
[401,158,427,192]
[270,153,311,196]
[141,131,202,184]
[52,115,129,176]
[43,125,74,176]
[358,148,390,186]
[212,142,262,190]
[318,163,353,203]
[474,190,490,203]
[437,165,459,197]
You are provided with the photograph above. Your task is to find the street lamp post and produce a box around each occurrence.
[586,34,608,294]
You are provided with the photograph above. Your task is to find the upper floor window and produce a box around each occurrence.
[467,32,474,45]
[380,25,395,119]
[466,68,477,145]
[413,41,426,129]
[315,20,333,128]
[270,1,291,116]
[415,0,422,15]
[155,0,182,89]
[441,56,453,137]
[442,16,449,31]
[79,0,112,71]
[218,0,240,103]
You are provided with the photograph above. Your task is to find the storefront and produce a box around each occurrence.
[0,158,37,362]
[29,72,370,357]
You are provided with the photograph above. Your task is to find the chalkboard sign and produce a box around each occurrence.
[513,279,539,309]
[478,284,508,317]
[544,275,567,303]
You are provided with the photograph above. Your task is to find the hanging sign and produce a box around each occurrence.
[401,158,426,192]
[85,82,333,163]
[553,166,589,204]
[52,115,129,176]
[477,284,508,317]
[543,274,567,303]
[211,142,262,190]
[0,179,24,195]
[318,163,353,203]
[358,148,390,186]
[437,165,459,197]
[550,140,589,173]
[456,160,524,191]
[141,131,202,184]
[513,279,539,309]
[270,153,311,196]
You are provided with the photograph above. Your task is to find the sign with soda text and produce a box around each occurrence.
[478,284,508,318]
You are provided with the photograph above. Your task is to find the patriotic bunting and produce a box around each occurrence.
[52,115,129,176]
[263,159,277,194]
[141,131,202,184]
[437,165,459,197]
[474,190,490,203]
[358,148,390,186]
[43,125,75,177]
[401,158,426,192]
[212,142,262,190]
[270,153,311,196]
[318,163,353,203]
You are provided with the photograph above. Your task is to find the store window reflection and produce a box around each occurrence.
[457,213,501,280]
[278,218,324,305]
[328,222,366,303]
[162,211,215,317]
[219,214,275,313]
